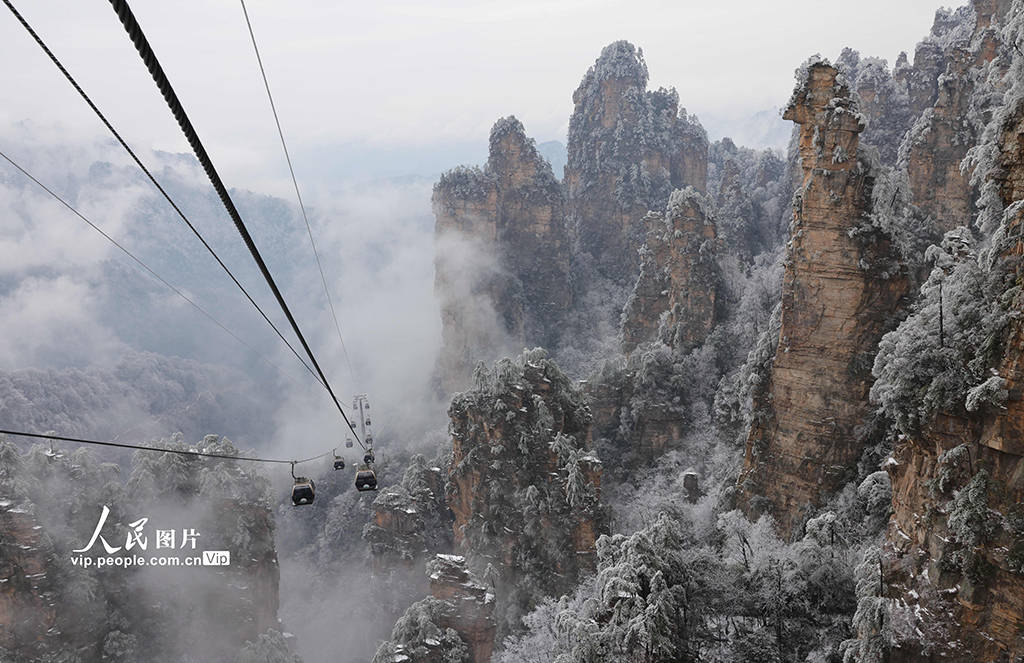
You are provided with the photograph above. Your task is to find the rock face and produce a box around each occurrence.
[586,350,689,468]
[364,456,451,575]
[427,555,496,663]
[837,48,915,166]
[432,42,711,394]
[903,50,979,233]
[841,4,994,156]
[0,437,286,663]
[371,555,496,663]
[367,492,425,573]
[841,2,1011,235]
[373,351,602,659]
[620,188,718,353]
[737,63,908,537]
[882,98,1024,663]
[899,0,1010,235]
[592,188,720,470]
[446,349,603,632]
[709,139,791,262]
[590,186,730,470]
[433,117,571,394]
[566,41,708,285]
[0,504,56,659]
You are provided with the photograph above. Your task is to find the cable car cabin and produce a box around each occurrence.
[345,438,353,448]
[355,467,378,492]
[333,456,345,471]
[291,477,315,505]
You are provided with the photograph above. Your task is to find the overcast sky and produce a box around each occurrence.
[2,0,946,189]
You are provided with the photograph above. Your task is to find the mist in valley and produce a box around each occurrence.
[0,118,458,662]
[5,1,1023,661]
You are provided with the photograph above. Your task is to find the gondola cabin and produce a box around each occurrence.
[291,477,315,505]
[333,456,345,471]
[355,467,378,492]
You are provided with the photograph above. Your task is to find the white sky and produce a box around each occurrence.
[1,0,946,190]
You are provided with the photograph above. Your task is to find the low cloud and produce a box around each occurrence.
[0,120,450,458]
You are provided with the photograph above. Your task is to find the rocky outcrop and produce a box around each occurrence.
[736,62,908,537]
[840,3,998,161]
[0,437,287,663]
[427,555,495,663]
[596,182,732,471]
[372,555,495,663]
[371,349,602,657]
[594,188,719,467]
[882,419,1024,663]
[881,90,1024,663]
[377,350,603,656]
[620,188,718,353]
[586,355,687,468]
[364,457,450,575]
[898,0,1011,236]
[432,42,712,394]
[902,50,979,233]
[367,491,425,573]
[446,349,603,632]
[433,117,571,394]
[0,503,56,660]
[566,41,708,285]
[841,2,1013,235]
[708,139,790,262]
[837,48,914,166]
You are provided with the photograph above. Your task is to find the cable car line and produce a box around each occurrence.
[0,428,333,466]
[239,0,356,380]
[1,0,324,393]
[3,3,380,495]
[105,0,365,449]
[2,428,379,501]
[0,148,327,393]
